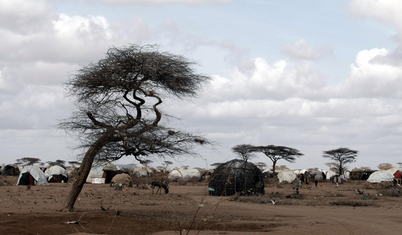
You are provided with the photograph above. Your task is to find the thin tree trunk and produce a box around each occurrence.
[63,131,113,212]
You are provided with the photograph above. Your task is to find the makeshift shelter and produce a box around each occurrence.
[132,167,153,177]
[45,165,68,183]
[349,170,374,180]
[367,170,394,183]
[168,169,201,182]
[208,159,264,196]
[3,164,20,176]
[102,162,121,183]
[17,165,49,186]
[86,165,104,183]
[86,162,121,184]
[110,173,132,187]
[277,169,297,183]
[330,175,346,184]
[308,169,325,181]
[325,170,337,179]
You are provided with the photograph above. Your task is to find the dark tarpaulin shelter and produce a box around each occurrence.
[102,163,121,184]
[208,159,264,196]
[3,165,20,176]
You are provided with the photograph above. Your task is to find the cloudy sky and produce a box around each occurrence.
[1,0,402,171]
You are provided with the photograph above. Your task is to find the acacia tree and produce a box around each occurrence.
[323,147,358,175]
[59,44,210,212]
[16,157,41,166]
[68,161,81,168]
[162,160,173,172]
[254,145,303,176]
[232,144,257,162]
[377,163,393,170]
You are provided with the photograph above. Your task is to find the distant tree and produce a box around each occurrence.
[156,166,165,172]
[232,144,257,162]
[128,163,137,169]
[182,165,189,170]
[59,44,210,212]
[377,163,393,170]
[56,160,66,167]
[323,147,358,175]
[352,166,372,171]
[141,159,153,168]
[162,161,173,171]
[254,145,303,176]
[47,161,56,166]
[68,161,81,168]
[16,157,41,166]
[256,162,267,170]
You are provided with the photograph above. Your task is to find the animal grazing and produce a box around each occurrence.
[357,189,364,194]
[151,181,169,194]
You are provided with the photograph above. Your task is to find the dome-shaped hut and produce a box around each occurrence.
[208,159,264,196]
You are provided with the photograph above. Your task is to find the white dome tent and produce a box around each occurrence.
[277,169,297,183]
[367,170,394,183]
[168,168,201,181]
[45,165,69,183]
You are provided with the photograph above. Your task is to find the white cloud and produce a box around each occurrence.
[340,48,402,98]
[53,14,113,41]
[202,56,326,102]
[0,0,51,34]
[348,0,402,66]
[0,85,72,130]
[0,70,13,93]
[348,0,402,42]
[281,39,333,60]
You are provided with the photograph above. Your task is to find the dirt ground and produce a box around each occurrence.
[1,176,402,235]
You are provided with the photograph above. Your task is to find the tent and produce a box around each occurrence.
[103,162,121,183]
[111,173,132,187]
[17,165,49,186]
[325,170,337,179]
[132,167,153,177]
[86,165,104,183]
[277,169,297,183]
[387,167,400,175]
[3,164,20,176]
[86,162,121,183]
[367,170,394,183]
[208,159,264,196]
[308,169,325,181]
[168,169,201,181]
[45,165,68,183]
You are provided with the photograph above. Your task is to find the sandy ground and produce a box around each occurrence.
[1,176,402,235]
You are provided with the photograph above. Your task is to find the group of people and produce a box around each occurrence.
[295,172,319,189]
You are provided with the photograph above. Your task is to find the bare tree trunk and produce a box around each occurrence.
[272,161,278,182]
[63,131,113,212]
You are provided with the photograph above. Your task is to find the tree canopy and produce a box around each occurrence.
[323,147,358,175]
[253,145,303,176]
[15,157,41,166]
[232,144,257,162]
[60,44,211,211]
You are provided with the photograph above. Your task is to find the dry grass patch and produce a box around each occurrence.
[330,200,376,207]
[377,187,402,197]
